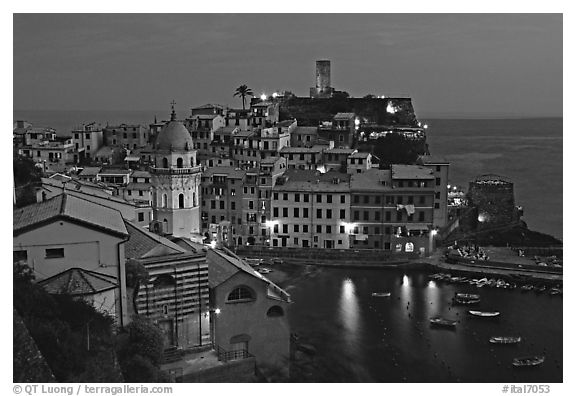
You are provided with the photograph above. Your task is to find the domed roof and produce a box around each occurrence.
[154,106,194,151]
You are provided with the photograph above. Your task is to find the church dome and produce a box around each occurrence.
[155,106,194,151]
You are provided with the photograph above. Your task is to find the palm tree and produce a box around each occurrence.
[233,84,254,110]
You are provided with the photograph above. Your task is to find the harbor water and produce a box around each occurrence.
[283,266,562,382]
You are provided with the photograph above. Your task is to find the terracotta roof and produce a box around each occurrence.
[124,221,186,259]
[334,112,355,119]
[202,166,246,179]
[349,151,370,158]
[391,164,434,180]
[38,268,118,296]
[13,194,128,237]
[78,167,102,177]
[208,249,291,302]
[274,169,351,192]
[350,169,392,192]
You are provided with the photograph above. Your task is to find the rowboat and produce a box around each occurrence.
[468,310,500,317]
[489,336,522,344]
[430,317,457,328]
[455,293,480,300]
[371,292,391,298]
[512,355,545,367]
[454,297,480,305]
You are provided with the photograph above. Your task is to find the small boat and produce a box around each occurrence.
[455,293,480,300]
[258,268,272,274]
[534,285,546,293]
[469,310,500,317]
[549,288,562,296]
[490,336,522,344]
[454,297,480,305]
[430,317,457,328]
[372,292,391,298]
[512,355,545,367]
[520,285,533,292]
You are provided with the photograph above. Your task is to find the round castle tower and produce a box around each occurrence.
[151,103,202,238]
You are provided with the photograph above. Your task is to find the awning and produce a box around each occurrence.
[124,155,141,162]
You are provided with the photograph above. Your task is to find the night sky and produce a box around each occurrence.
[13,13,562,117]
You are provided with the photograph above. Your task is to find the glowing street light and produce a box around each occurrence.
[423,124,429,129]
[260,93,267,101]
[272,92,278,98]
[214,308,221,315]
[209,240,217,249]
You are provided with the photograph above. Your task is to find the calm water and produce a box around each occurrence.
[13,111,563,239]
[285,267,563,383]
[426,118,562,240]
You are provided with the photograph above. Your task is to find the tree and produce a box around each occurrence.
[233,84,254,110]
[13,154,42,207]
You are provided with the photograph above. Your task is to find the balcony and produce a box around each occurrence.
[151,166,202,175]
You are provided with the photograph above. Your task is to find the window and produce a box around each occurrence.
[303,208,309,218]
[294,208,300,217]
[294,224,300,232]
[162,194,168,208]
[283,208,288,217]
[273,192,278,200]
[316,194,322,203]
[386,211,391,221]
[232,202,236,210]
[326,225,332,234]
[303,194,309,202]
[341,195,346,204]
[283,224,288,233]
[435,178,441,186]
[227,286,255,302]
[220,201,225,209]
[316,209,322,219]
[363,211,369,221]
[316,225,322,233]
[434,202,440,209]
[267,306,284,317]
[249,201,254,209]
[340,226,345,234]
[327,195,332,204]
[295,193,300,202]
[179,194,185,208]
[177,157,183,168]
[45,248,64,259]
[364,196,369,204]
[375,211,381,221]
[354,211,359,221]
[283,193,288,200]
[138,212,144,222]
[294,237,299,245]
[326,209,332,219]
[340,209,346,219]
[419,212,425,222]
[273,207,279,217]
[303,225,309,233]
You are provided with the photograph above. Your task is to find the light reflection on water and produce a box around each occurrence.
[339,278,360,346]
[288,268,563,383]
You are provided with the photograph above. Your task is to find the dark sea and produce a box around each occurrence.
[284,267,563,383]
[13,111,563,240]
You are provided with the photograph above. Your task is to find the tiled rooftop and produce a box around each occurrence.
[14,194,128,237]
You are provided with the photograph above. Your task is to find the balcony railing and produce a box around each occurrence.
[215,345,253,363]
[150,166,202,175]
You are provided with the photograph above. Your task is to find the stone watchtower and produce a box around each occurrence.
[150,103,202,238]
[310,60,333,98]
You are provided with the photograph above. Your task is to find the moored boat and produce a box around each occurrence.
[430,317,457,328]
[520,285,533,292]
[455,293,480,300]
[489,336,522,344]
[512,355,545,367]
[372,292,391,298]
[454,297,480,305]
[468,310,500,317]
